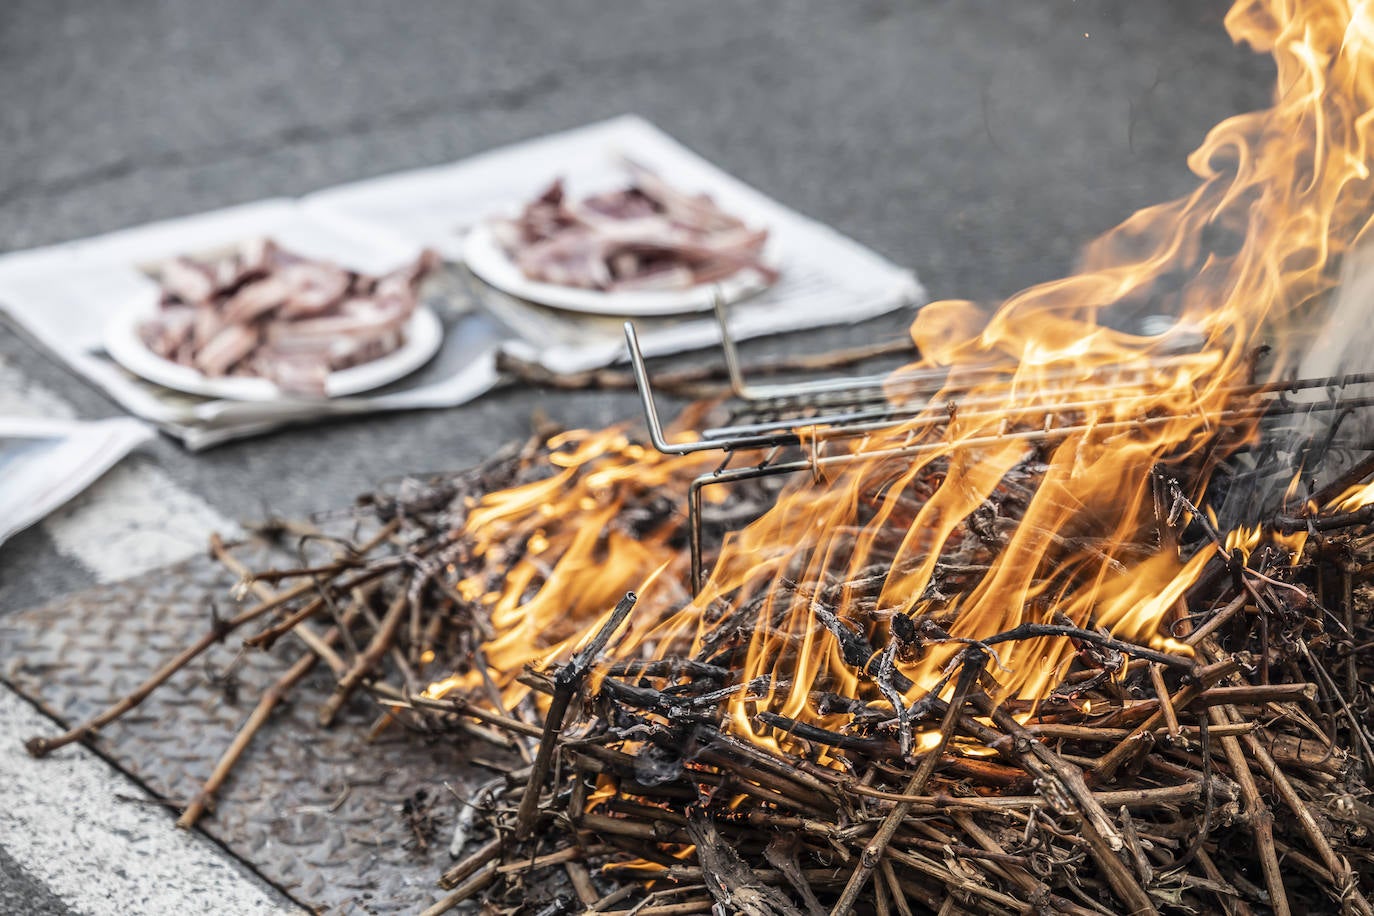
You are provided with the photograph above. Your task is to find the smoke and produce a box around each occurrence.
[1214,240,1374,527]
[1297,242,1374,383]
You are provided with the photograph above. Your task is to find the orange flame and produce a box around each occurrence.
[1335,478,1374,511]
[429,0,1374,755]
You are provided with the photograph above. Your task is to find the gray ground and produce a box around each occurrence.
[0,0,1273,908]
[0,846,68,916]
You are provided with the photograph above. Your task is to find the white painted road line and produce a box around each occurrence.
[0,354,241,580]
[0,356,77,420]
[1,355,270,910]
[43,461,242,582]
[0,688,301,916]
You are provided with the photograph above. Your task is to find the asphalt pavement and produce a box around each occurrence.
[0,0,1274,911]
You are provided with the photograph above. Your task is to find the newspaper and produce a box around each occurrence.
[0,115,923,450]
[0,417,153,548]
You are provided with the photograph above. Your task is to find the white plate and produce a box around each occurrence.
[462,220,775,316]
[104,300,444,401]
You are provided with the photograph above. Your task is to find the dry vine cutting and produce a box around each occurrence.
[23,1,1374,914]
[23,420,1374,915]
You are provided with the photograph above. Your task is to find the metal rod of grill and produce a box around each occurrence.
[625,313,1374,594]
[627,318,1374,457]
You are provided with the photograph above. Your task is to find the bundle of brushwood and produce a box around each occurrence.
[24,425,1374,916]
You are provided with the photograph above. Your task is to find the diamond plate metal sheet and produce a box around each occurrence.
[1,550,486,914]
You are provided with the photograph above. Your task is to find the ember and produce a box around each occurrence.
[25,0,1374,913]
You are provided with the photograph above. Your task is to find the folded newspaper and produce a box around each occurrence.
[0,115,922,450]
[0,417,153,548]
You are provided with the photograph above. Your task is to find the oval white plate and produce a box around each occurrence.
[105,300,444,401]
[462,220,776,316]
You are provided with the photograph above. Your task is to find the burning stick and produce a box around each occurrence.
[514,591,639,839]
[1209,702,1290,916]
[982,699,1159,916]
[688,815,807,916]
[954,621,1195,671]
[831,648,986,915]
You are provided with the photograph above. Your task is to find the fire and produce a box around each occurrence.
[429,0,1374,757]
[421,423,721,705]
[1336,478,1374,511]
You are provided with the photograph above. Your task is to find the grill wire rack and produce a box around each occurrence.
[625,299,1374,594]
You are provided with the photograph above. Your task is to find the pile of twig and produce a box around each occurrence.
[420,509,1374,916]
[24,427,1374,916]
